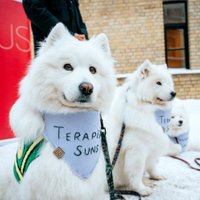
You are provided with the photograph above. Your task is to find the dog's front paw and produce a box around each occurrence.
[168,144,182,156]
[138,186,153,196]
[150,174,166,181]
[143,178,155,187]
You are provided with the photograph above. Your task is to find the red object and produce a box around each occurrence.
[0,0,31,139]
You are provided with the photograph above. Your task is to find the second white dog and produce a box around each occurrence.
[107,60,176,196]
[168,102,190,155]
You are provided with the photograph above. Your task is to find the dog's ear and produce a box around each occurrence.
[140,60,152,79]
[92,33,111,57]
[45,23,70,47]
[38,23,71,54]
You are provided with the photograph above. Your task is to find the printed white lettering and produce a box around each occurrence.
[16,26,31,52]
[0,24,31,52]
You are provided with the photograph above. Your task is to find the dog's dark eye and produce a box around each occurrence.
[63,64,73,71]
[89,66,96,74]
[156,81,162,86]
[171,116,175,119]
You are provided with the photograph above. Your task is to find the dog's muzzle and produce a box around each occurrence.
[170,91,176,100]
[78,82,93,103]
[178,120,183,126]
[79,82,93,95]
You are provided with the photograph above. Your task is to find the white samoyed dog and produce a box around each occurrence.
[106,60,176,196]
[0,23,116,200]
[168,103,190,155]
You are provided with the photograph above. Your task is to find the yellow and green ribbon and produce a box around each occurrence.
[13,135,45,182]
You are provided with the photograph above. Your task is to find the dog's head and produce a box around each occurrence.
[135,60,176,106]
[20,23,116,113]
[169,105,190,136]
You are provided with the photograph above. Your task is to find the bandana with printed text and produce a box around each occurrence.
[44,112,101,179]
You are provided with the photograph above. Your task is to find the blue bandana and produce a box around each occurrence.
[43,112,101,179]
[169,132,189,152]
[154,109,189,153]
[154,109,171,133]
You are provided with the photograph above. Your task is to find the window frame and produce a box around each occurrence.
[163,0,189,69]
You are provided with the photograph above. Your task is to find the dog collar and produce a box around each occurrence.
[170,132,189,152]
[154,108,171,133]
[43,111,101,179]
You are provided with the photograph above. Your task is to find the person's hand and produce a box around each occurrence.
[74,33,85,41]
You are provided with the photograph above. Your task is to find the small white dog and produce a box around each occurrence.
[0,23,116,200]
[107,60,176,196]
[168,103,190,155]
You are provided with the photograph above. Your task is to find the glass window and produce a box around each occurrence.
[164,3,185,24]
[167,50,185,68]
[163,1,189,68]
[166,29,184,49]
[166,29,185,68]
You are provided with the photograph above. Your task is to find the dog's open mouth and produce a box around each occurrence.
[62,94,91,104]
[156,95,174,103]
[155,97,167,106]
[77,95,91,103]
[156,97,163,102]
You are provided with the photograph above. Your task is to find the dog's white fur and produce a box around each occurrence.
[169,104,189,137]
[106,60,175,196]
[0,23,116,200]
[168,103,190,155]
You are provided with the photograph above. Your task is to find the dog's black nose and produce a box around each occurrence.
[79,82,93,95]
[179,120,183,126]
[170,91,176,98]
